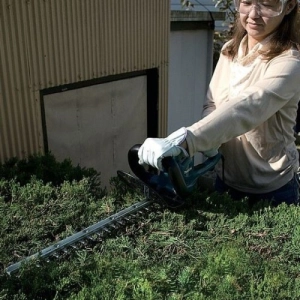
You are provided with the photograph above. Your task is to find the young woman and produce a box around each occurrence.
[138,0,300,206]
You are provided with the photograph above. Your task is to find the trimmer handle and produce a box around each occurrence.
[128,144,157,184]
[163,153,221,197]
[128,144,221,198]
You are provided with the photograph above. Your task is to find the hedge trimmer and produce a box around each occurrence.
[5,145,221,275]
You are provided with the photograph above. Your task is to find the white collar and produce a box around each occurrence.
[235,34,273,66]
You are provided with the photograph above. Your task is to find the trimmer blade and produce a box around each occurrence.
[117,170,185,209]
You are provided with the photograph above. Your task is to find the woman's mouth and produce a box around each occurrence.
[247,22,263,29]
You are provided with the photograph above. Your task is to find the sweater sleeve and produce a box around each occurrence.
[186,50,300,157]
[201,44,231,119]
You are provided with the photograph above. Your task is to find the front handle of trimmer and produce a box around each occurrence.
[128,144,222,199]
[128,144,158,184]
[163,153,222,198]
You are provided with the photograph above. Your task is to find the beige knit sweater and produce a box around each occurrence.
[186,36,300,193]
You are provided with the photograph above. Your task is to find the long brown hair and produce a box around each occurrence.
[222,1,300,60]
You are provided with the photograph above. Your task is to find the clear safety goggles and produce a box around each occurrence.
[233,0,287,17]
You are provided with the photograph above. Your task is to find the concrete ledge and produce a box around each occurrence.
[171,10,226,22]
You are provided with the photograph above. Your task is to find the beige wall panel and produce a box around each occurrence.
[0,0,169,161]
[44,76,147,188]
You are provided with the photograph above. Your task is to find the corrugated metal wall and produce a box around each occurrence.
[0,0,170,161]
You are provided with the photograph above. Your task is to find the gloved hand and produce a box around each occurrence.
[138,127,189,171]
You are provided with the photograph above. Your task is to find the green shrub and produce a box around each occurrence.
[1,154,300,299]
[0,152,101,191]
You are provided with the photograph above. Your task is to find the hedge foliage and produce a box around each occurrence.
[1,154,300,299]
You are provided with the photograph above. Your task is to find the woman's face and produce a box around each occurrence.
[239,0,295,46]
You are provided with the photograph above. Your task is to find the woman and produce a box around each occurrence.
[138,0,300,205]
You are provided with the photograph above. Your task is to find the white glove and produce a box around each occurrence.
[138,127,189,171]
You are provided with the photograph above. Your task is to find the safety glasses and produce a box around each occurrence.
[234,0,287,17]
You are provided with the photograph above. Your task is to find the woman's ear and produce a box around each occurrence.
[285,0,297,15]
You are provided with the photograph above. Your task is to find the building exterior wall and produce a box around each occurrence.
[0,0,170,161]
[168,28,214,134]
[168,10,225,165]
[168,10,225,136]
[170,0,230,32]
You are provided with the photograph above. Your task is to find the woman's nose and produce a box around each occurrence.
[248,5,261,18]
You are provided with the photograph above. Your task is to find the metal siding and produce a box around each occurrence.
[0,0,169,161]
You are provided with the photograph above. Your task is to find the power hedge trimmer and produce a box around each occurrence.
[5,145,221,275]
